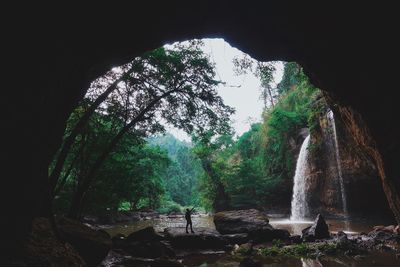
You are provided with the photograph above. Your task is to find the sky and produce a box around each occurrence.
[166,38,284,141]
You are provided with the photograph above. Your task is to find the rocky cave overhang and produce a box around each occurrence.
[6,2,400,247]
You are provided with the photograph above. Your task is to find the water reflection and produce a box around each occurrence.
[104,214,383,237]
[301,258,322,267]
[269,218,375,235]
[104,214,214,236]
[103,215,399,267]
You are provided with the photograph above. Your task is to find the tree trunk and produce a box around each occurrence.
[49,68,134,192]
[67,89,179,219]
[266,85,275,108]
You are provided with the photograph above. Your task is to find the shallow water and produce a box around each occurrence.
[269,218,374,235]
[104,214,386,237]
[104,214,215,236]
[181,251,400,267]
[103,214,399,267]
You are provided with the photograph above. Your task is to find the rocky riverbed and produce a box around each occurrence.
[96,209,400,267]
[14,209,399,266]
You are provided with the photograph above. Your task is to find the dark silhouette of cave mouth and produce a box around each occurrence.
[6,4,400,259]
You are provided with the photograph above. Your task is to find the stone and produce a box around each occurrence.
[111,233,126,249]
[368,228,396,242]
[222,233,250,244]
[214,209,290,242]
[213,209,270,234]
[14,217,86,267]
[395,225,400,235]
[239,257,262,267]
[100,250,183,267]
[126,226,163,242]
[57,216,112,266]
[123,240,175,259]
[235,243,253,255]
[301,214,330,241]
[164,227,226,249]
[354,255,366,260]
[290,235,302,244]
[373,225,385,231]
[336,231,351,249]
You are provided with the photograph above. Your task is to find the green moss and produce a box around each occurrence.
[256,241,349,262]
[316,243,338,255]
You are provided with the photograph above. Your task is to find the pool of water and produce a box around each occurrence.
[181,251,400,267]
[102,214,399,267]
[269,218,375,235]
[104,214,385,237]
[103,214,215,237]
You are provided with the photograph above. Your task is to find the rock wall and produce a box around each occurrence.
[306,100,393,219]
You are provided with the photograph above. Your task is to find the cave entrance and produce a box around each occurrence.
[50,38,394,230]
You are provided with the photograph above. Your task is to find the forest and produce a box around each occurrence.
[51,40,322,219]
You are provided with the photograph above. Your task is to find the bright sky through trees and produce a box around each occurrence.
[166,38,283,141]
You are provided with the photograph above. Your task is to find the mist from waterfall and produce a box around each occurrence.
[290,135,311,221]
[327,110,349,218]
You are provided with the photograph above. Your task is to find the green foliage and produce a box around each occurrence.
[258,243,312,258]
[148,134,204,206]
[54,112,171,215]
[52,40,234,218]
[193,62,322,210]
[157,200,183,214]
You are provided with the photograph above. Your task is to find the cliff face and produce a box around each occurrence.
[306,104,392,219]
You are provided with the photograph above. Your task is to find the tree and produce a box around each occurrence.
[53,112,171,215]
[51,40,234,218]
[233,55,277,110]
[191,62,321,211]
[148,134,204,206]
[193,132,234,211]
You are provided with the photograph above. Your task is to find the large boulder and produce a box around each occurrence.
[11,217,86,267]
[164,227,226,249]
[111,227,173,259]
[57,217,112,266]
[222,233,250,245]
[100,250,183,267]
[213,209,290,242]
[213,209,270,234]
[123,240,175,259]
[301,214,330,241]
[126,226,163,242]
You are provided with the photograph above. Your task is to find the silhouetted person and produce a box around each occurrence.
[185,207,195,233]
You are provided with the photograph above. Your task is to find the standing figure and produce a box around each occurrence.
[185,207,195,233]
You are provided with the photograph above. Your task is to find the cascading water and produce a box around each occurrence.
[290,135,311,221]
[327,110,349,219]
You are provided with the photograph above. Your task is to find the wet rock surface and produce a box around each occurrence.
[126,226,163,243]
[10,217,86,267]
[164,227,226,249]
[213,209,289,242]
[213,209,270,234]
[301,214,330,241]
[99,213,400,266]
[222,233,250,245]
[110,227,174,259]
[57,216,112,266]
[100,250,184,267]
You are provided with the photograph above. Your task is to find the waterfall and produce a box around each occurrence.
[327,110,349,218]
[290,135,311,221]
